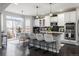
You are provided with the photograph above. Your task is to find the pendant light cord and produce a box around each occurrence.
[49,3,52,14]
[36,6,38,16]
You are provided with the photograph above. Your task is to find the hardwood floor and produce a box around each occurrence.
[0,39,79,56]
[59,44,79,56]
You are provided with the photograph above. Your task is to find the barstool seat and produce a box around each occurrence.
[28,33,37,47]
[44,34,56,52]
[36,34,45,49]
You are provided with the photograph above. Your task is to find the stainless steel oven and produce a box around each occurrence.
[65,23,76,40]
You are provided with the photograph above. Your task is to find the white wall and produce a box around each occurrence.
[24,16,34,33]
[1,13,3,31]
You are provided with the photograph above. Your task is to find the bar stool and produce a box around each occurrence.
[28,33,37,47]
[36,33,45,49]
[19,33,30,47]
[19,33,26,45]
[44,34,56,52]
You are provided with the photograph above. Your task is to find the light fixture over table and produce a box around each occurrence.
[49,3,53,17]
[36,5,39,19]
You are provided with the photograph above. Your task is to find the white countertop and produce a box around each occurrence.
[40,31,63,34]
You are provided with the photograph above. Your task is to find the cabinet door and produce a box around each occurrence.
[64,12,70,23]
[44,16,50,26]
[64,11,76,23]
[50,17,58,22]
[70,11,76,22]
[34,19,40,26]
[58,13,64,26]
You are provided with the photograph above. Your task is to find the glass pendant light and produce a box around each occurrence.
[36,5,39,19]
[49,3,53,17]
[36,15,39,19]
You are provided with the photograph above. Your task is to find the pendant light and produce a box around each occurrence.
[49,3,53,17]
[36,5,39,19]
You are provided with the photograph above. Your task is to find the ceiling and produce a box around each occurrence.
[5,3,79,16]
[0,3,10,12]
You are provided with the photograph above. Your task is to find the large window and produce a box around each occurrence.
[6,15,24,38]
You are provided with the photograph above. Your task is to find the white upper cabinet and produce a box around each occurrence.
[34,19,45,27]
[64,12,70,23]
[58,13,65,26]
[34,19,40,26]
[44,16,50,26]
[70,11,76,22]
[76,8,79,19]
[50,17,58,22]
[64,11,76,23]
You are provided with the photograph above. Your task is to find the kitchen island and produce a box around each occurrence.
[40,31,64,53]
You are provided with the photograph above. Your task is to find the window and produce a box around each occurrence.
[6,15,23,20]
[6,15,24,38]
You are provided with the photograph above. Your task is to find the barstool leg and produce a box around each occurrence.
[47,43,49,50]
[43,42,48,54]
[39,41,41,48]
[55,42,57,53]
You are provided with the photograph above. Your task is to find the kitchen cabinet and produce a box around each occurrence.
[34,19,40,26]
[50,17,58,22]
[34,19,45,27]
[64,11,76,23]
[76,8,79,45]
[64,12,70,23]
[62,11,78,45]
[70,11,76,22]
[58,13,64,26]
[76,8,79,19]
[44,16,50,26]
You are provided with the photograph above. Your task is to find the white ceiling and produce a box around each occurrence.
[0,3,10,12]
[5,3,79,16]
